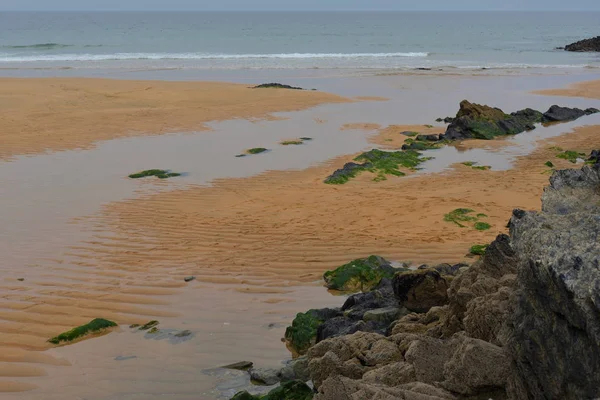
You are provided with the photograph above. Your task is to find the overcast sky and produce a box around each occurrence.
[2,0,599,11]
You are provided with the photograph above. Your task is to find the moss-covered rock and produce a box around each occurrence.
[231,380,313,400]
[48,318,117,344]
[253,83,304,90]
[128,169,181,179]
[325,149,431,184]
[280,140,304,146]
[247,147,268,154]
[323,255,398,292]
[284,309,342,356]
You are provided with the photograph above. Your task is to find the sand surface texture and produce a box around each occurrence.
[0,78,348,160]
[1,77,600,397]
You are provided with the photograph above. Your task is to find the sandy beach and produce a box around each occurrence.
[1,75,600,398]
[0,78,349,160]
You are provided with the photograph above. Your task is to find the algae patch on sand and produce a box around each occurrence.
[129,169,181,179]
[469,244,489,256]
[556,150,586,163]
[48,318,117,345]
[444,209,491,230]
[325,149,431,184]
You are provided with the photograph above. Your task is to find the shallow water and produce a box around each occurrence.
[1,71,600,399]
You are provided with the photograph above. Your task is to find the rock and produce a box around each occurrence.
[222,361,254,371]
[362,362,416,386]
[174,330,192,338]
[564,36,600,52]
[284,308,342,356]
[588,149,600,165]
[341,278,397,320]
[441,334,510,396]
[250,367,281,386]
[392,269,451,313]
[231,380,314,400]
[363,307,406,324]
[404,336,454,383]
[506,163,600,400]
[323,255,400,292]
[278,356,310,382]
[253,83,304,90]
[416,134,441,142]
[541,105,588,122]
[184,276,196,282]
[443,117,454,124]
[323,161,372,184]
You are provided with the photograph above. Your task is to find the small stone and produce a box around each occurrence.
[184,276,196,282]
[138,320,159,331]
[17,278,25,282]
[148,327,159,334]
[129,324,140,328]
[174,330,192,338]
[222,361,254,371]
[115,356,137,361]
[250,367,281,386]
[363,307,406,324]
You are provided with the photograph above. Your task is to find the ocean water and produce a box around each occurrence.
[0,11,599,72]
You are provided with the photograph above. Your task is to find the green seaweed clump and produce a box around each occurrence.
[545,161,554,168]
[469,244,489,256]
[462,161,476,167]
[323,255,400,292]
[355,149,431,182]
[253,83,304,90]
[475,222,492,231]
[231,380,313,400]
[444,208,492,230]
[247,147,268,155]
[444,208,478,228]
[284,311,326,356]
[128,169,181,179]
[138,320,159,331]
[556,150,586,163]
[280,140,304,146]
[48,318,117,345]
[472,165,491,171]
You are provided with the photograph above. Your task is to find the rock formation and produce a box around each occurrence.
[564,36,600,52]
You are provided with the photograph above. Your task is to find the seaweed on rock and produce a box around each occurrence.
[48,318,117,344]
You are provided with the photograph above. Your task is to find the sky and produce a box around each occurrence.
[1,0,599,11]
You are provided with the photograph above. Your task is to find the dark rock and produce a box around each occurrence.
[316,318,375,342]
[323,161,372,185]
[174,330,192,337]
[564,36,600,52]
[253,83,304,90]
[443,117,454,124]
[588,149,600,165]
[184,276,196,282]
[231,380,313,400]
[506,163,600,400]
[542,105,587,123]
[416,134,442,142]
[340,278,397,320]
[114,356,137,361]
[250,367,281,386]
[278,356,311,382]
[322,255,402,292]
[284,308,343,356]
[222,361,254,371]
[392,269,451,313]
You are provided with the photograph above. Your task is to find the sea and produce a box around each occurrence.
[0,11,599,73]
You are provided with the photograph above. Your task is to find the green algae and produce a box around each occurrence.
[469,244,489,256]
[323,255,401,292]
[475,222,492,231]
[472,165,491,170]
[231,380,313,400]
[128,169,181,179]
[462,161,476,167]
[48,318,117,345]
[253,83,304,90]
[138,320,159,331]
[284,311,325,356]
[280,140,304,146]
[444,208,478,228]
[556,150,586,163]
[545,161,555,168]
[444,209,491,230]
[247,147,268,154]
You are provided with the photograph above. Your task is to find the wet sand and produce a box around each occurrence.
[0,78,349,160]
[1,76,600,398]
[534,79,600,100]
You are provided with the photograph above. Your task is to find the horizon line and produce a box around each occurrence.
[1,9,600,12]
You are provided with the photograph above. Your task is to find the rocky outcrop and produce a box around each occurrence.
[564,36,600,52]
[322,256,404,293]
[302,161,600,400]
[442,100,598,141]
[505,163,600,400]
[541,105,599,123]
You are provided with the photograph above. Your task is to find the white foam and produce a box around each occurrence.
[0,52,430,62]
